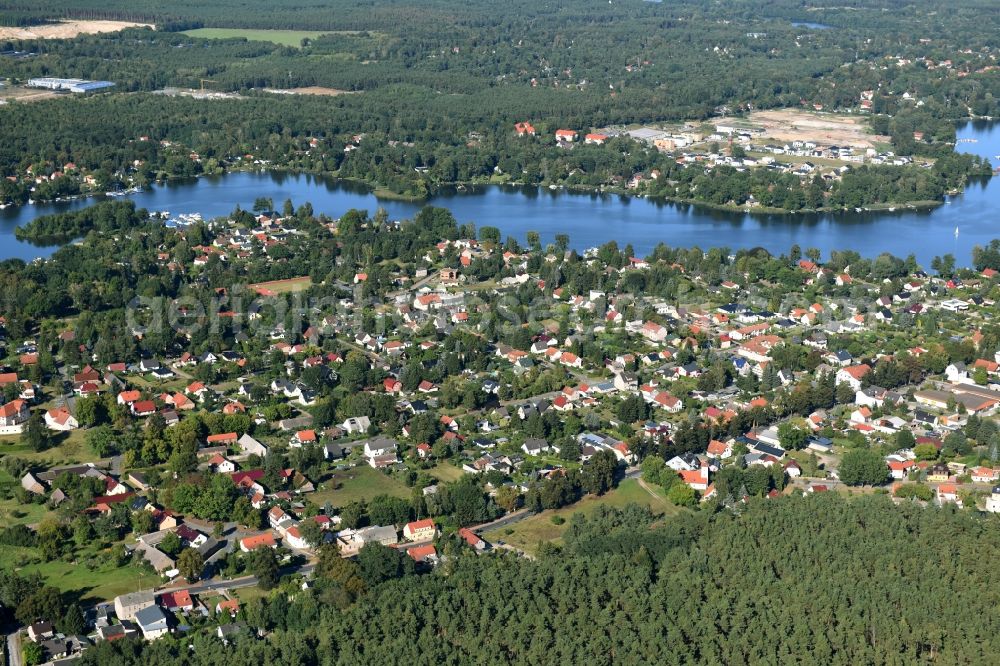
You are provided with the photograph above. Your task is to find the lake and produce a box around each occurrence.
[1,121,997,267]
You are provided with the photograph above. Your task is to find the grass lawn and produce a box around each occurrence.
[0,428,91,464]
[483,479,681,553]
[0,468,54,526]
[234,586,272,603]
[0,545,160,603]
[311,465,411,508]
[427,463,466,483]
[182,28,331,47]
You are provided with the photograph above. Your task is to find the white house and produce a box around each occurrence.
[342,416,372,434]
[44,406,79,431]
[836,364,871,391]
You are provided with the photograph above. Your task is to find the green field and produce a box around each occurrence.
[427,463,466,483]
[0,467,54,526]
[311,465,411,508]
[0,545,160,603]
[182,28,331,47]
[1,428,91,465]
[483,479,681,553]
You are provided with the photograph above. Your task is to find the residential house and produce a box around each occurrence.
[44,406,78,431]
[239,533,278,552]
[403,518,438,541]
[114,591,156,622]
[836,364,871,391]
[135,605,170,640]
[0,399,29,434]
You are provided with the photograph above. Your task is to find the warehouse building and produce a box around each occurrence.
[26,77,115,93]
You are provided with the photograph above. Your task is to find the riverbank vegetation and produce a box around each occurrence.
[14,199,149,244]
[0,0,997,209]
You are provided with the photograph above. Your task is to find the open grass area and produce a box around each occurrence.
[311,465,411,508]
[0,545,160,603]
[427,463,466,483]
[182,28,330,47]
[0,468,54,526]
[234,586,272,603]
[1,428,91,464]
[483,479,681,553]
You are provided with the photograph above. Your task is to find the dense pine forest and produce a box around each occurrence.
[61,495,1000,664]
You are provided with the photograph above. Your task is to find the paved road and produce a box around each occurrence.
[472,466,641,536]
[471,509,531,534]
[6,631,21,666]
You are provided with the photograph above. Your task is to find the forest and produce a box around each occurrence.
[0,0,997,206]
[45,494,1000,664]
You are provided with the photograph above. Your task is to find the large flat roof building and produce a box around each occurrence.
[26,77,115,93]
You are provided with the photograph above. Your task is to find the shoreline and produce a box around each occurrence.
[1,162,982,220]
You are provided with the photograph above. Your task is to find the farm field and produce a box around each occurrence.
[482,479,681,553]
[182,28,331,47]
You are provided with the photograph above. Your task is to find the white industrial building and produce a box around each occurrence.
[26,77,115,93]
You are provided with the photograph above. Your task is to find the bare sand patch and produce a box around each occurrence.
[0,20,152,40]
[749,109,887,149]
[262,86,356,96]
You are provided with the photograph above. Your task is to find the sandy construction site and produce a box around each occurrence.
[263,87,355,96]
[0,20,152,40]
[719,109,889,149]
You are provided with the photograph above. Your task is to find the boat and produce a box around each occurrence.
[955,226,960,238]
[888,207,895,212]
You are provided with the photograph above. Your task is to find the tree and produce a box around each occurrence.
[839,449,889,486]
[340,501,365,529]
[943,430,971,457]
[85,425,118,457]
[74,395,106,427]
[367,494,411,526]
[59,603,87,635]
[16,586,64,626]
[615,395,647,423]
[357,542,406,586]
[23,642,44,666]
[178,548,205,582]
[21,411,51,452]
[248,547,280,590]
[835,382,855,405]
[159,531,182,557]
[777,422,808,450]
[495,486,522,513]
[581,450,618,496]
[298,518,324,548]
[641,456,667,487]
[667,482,697,506]
[895,429,916,450]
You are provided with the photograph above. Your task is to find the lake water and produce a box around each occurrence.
[1,121,997,267]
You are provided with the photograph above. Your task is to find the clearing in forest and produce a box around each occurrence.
[716,109,889,149]
[182,28,331,47]
[262,86,356,96]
